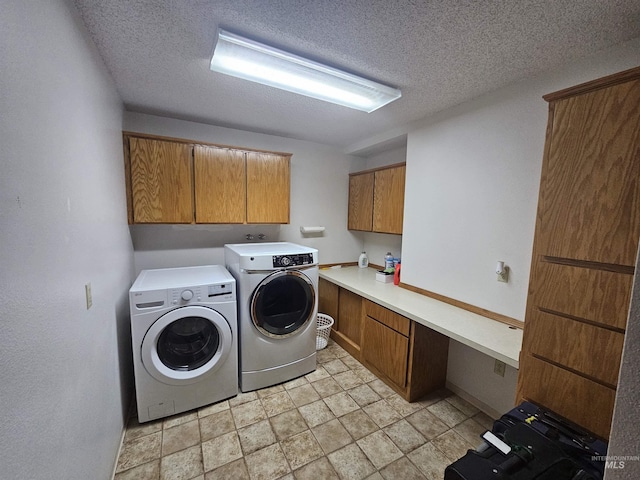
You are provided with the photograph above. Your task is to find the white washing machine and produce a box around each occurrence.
[225,242,318,392]
[129,265,238,423]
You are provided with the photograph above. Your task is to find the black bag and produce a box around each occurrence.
[444,401,608,480]
[493,401,607,479]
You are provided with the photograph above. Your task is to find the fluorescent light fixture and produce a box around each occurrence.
[210,29,401,113]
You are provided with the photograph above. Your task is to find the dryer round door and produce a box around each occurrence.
[250,270,316,338]
[141,305,233,386]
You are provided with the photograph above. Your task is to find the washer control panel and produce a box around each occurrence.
[272,253,314,268]
[171,287,203,304]
[169,282,234,304]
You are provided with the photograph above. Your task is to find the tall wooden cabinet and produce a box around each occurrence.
[348,163,405,234]
[124,133,291,224]
[516,67,640,440]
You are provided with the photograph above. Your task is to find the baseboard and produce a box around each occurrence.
[110,426,127,480]
[111,395,135,480]
[445,381,502,420]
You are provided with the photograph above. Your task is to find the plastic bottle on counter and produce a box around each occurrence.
[384,252,394,271]
[394,262,401,285]
[358,251,369,268]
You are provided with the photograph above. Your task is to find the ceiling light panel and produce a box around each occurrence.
[210,30,401,113]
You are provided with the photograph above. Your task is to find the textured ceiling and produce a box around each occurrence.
[72,0,640,150]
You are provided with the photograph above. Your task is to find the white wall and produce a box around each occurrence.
[400,37,640,414]
[0,2,133,479]
[124,113,365,274]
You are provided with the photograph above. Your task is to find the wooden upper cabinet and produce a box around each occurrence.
[537,78,640,266]
[194,145,246,223]
[124,133,291,225]
[348,163,406,234]
[129,137,193,223]
[246,151,290,224]
[373,165,405,234]
[348,172,374,231]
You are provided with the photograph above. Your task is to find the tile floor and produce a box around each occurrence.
[115,339,494,480]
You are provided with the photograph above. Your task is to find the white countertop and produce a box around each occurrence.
[319,266,522,368]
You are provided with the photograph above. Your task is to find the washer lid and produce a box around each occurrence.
[141,305,233,386]
[131,265,234,292]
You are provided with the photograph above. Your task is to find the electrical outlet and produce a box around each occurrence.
[494,359,506,377]
[85,283,92,310]
[497,268,509,283]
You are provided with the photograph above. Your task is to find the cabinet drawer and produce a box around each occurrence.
[527,311,623,386]
[362,316,409,388]
[364,300,410,336]
[519,354,615,439]
[532,261,632,330]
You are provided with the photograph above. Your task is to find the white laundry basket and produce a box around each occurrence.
[316,313,335,350]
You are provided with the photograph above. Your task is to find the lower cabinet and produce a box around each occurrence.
[362,315,409,389]
[318,278,362,359]
[336,289,364,356]
[318,277,449,401]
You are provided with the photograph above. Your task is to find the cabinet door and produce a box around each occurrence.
[194,146,246,223]
[337,288,363,348]
[518,355,616,440]
[246,152,290,224]
[537,80,640,266]
[318,278,339,330]
[373,165,405,234]
[362,316,409,388]
[348,172,374,231]
[531,262,633,330]
[526,310,624,386]
[129,137,193,223]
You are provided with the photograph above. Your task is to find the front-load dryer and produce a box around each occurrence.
[225,242,318,392]
[129,265,237,423]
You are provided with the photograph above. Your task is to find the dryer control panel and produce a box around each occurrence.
[273,253,314,268]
